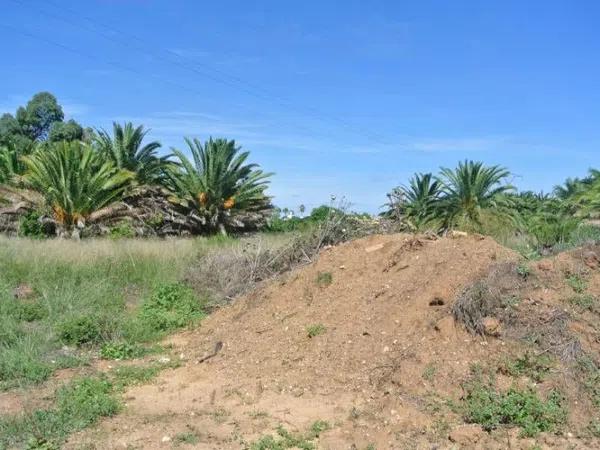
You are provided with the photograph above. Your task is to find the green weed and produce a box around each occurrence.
[100,342,147,360]
[422,363,437,382]
[461,371,566,437]
[306,324,326,338]
[249,420,330,450]
[500,352,553,382]
[316,271,332,287]
[567,274,587,294]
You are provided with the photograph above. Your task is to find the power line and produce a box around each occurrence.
[0,22,354,150]
[10,0,392,147]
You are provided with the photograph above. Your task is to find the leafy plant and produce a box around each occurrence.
[94,122,165,184]
[166,137,273,235]
[21,141,134,237]
[385,172,442,230]
[58,316,103,346]
[100,342,146,360]
[437,160,515,228]
[461,369,566,436]
[500,352,553,382]
[19,211,46,238]
[139,283,205,332]
[306,324,326,338]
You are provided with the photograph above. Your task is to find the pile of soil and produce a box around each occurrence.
[66,234,600,449]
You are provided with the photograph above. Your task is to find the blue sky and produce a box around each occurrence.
[1,0,599,213]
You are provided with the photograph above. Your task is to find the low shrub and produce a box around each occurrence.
[462,370,566,436]
[138,283,205,332]
[500,352,553,382]
[57,316,103,346]
[306,324,326,338]
[316,271,332,287]
[108,221,136,239]
[100,342,146,360]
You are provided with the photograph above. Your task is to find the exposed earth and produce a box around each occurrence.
[9,233,600,449]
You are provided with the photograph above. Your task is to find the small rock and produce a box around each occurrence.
[449,230,468,238]
[158,357,171,364]
[383,346,390,353]
[481,316,501,337]
[161,436,171,443]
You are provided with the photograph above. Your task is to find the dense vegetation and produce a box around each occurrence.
[0,92,273,238]
[385,160,600,255]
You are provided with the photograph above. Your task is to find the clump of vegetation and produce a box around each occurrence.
[250,421,330,450]
[173,431,200,445]
[569,293,598,312]
[316,271,332,287]
[500,352,553,383]
[566,274,588,294]
[516,263,531,279]
[108,221,136,239]
[100,342,147,360]
[138,283,205,333]
[422,363,437,382]
[577,356,600,407]
[306,324,326,338]
[0,376,119,449]
[461,368,566,437]
[57,315,103,346]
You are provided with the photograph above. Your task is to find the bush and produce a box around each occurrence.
[138,283,205,332]
[462,369,566,436]
[57,316,102,346]
[306,324,326,338]
[19,211,46,238]
[55,377,119,429]
[100,342,146,360]
[108,221,136,239]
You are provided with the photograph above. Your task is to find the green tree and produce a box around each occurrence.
[15,92,65,141]
[94,122,164,184]
[49,119,84,142]
[167,137,272,235]
[437,160,514,228]
[386,172,442,230]
[21,141,133,237]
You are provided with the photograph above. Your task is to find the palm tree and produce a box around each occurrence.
[21,141,133,237]
[386,173,442,230]
[553,177,584,200]
[437,160,514,227]
[167,137,272,235]
[94,122,164,184]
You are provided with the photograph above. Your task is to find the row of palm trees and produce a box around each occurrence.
[385,160,600,243]
[385,161,514,230]
[0,122,273,237]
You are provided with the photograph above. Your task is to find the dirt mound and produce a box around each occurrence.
[67,234,600,449]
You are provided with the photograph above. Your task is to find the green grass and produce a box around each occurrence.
[567,274,588,294]
[0,237,219,390]
[0,376,119,449]
[315,271,332,287]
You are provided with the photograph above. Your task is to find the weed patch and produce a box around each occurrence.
[566,274,587,294]
[500,352,553,382]
[306,324,326,338]
[316,271,332,287]
[461,369,566,437]
[100,342,148,360]
[250,421,330,450]
[138,283,206,333]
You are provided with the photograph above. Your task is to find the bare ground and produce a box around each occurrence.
[48,234,600,449]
